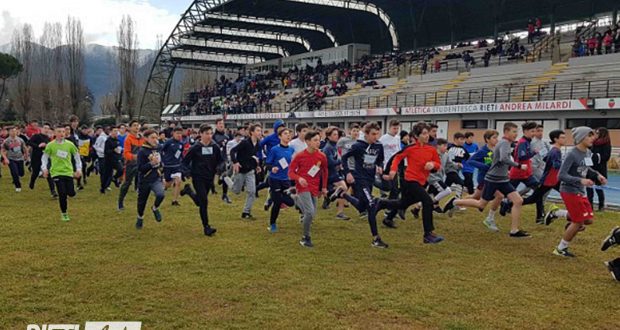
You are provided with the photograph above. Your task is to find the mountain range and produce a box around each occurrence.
[1,42,158,115]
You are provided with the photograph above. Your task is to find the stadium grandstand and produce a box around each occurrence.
[144,0,620,147]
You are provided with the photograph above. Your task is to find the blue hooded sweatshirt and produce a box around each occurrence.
[259,120,285,160]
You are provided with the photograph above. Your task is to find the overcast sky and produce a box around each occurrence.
[0,0,190,49]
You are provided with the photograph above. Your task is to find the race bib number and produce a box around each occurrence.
[202,147,213,155]
[175,150,182,159]
[278,157,289,169]
[56,150,69,159]
[115,147,122,154]
[584,157,593,166]
[363,154,377,165]
[307,164,320,177]
[12,146,21,153]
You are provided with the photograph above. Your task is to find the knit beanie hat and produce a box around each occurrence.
[571,126,593,145]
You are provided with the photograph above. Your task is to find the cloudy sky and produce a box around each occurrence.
[0,0,189,49]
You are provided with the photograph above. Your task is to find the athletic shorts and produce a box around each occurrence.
[164,167,182,182]
[481,181,515,201]
[328,176,344,188]
[560,192,594,223]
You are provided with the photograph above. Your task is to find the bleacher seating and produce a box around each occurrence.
[171,20,620,115]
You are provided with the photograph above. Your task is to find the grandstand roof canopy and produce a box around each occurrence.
[139,0,619,119]
[186,0,618,63]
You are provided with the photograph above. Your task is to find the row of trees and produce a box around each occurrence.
[1,15,142,124]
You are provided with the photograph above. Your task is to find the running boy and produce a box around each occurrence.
[466,129,502,231]
[181,124,225,236]
[522,129,565,224]
[1,126,29,192]
[337,122,389,248]
[265,127,296,232]
[448,122,530,238]
[288,130,328,248]
[551,127,607,257]
[118,120,144,210]
[161,127,185,206]
[42,125,82,221]
[135,130,165,229]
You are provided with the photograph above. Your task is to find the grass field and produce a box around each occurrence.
[0,170,619,330]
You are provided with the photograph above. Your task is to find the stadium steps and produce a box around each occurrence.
[424,71,471,105]
[377,79,408,105]
[511,62,568,101]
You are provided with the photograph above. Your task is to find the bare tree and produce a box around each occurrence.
[65,16,85,117]
[36,22,54,121]
[116,15,139,121]
[11,24,34,121]
[51,22,66,122]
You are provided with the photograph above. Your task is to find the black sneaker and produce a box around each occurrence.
[499,200,512,217]
[299,236,313,248]
[411,208,420,219]
[264,198,273,211]
[372,237,389,248]
[553,247,575,257]
[51,192,58,199]
[135,217,143,230]
[444,197,457,218]
[433,206,444,214]
[535,218,544,225]
[604,260,620,281]
[321,198,330,210]
[171,200,180,207]
[509,230,531,238]
[113,178,120,188]
[241,213,254,220]
[204,226,217,236]
[329,186,344,202]
[180,184,192,197]
[543,210,558,226]
[601,226,620,251]
[382,218,397,229]
[397,209,406,220]
[152,207,162,222]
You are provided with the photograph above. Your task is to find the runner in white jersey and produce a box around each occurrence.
[290,122,309,155]
[378,120,402,167]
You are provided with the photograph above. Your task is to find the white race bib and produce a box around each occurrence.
[12,146,21,153]
[584,157,593,166]
[363,154,377,165]
[175,150,182,159]
[278,157,289,169]
[115,147,122,154]
[56,150,69,159]
[202,147,213,155]
[307,164,320,177]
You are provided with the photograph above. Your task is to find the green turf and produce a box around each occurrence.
[0,171,619,329]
